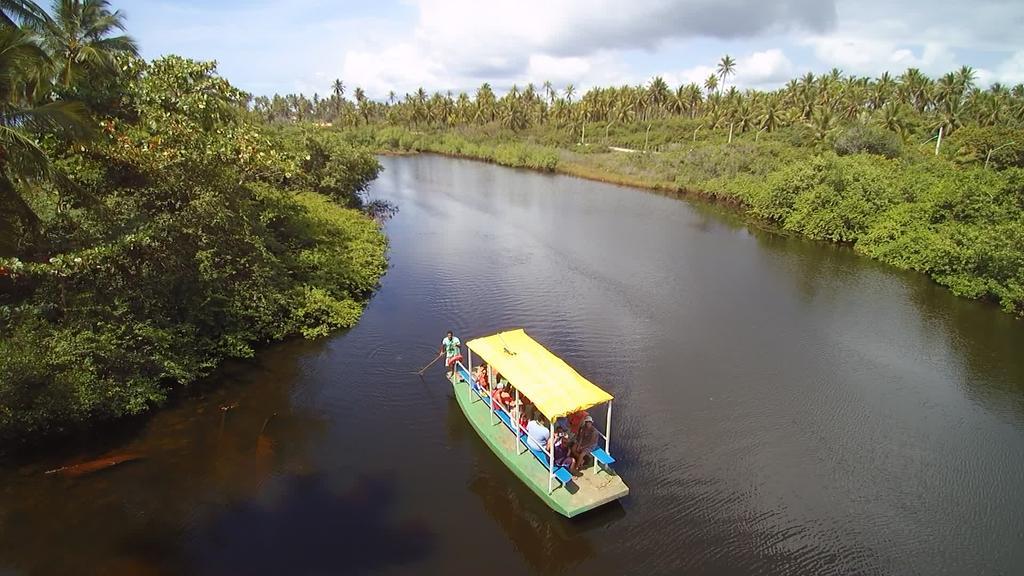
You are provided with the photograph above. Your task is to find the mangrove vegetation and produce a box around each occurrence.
[0,1,387,443]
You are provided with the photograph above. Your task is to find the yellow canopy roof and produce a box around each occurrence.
[467,329,613,419]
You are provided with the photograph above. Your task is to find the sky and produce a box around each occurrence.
[116,0,1024,99]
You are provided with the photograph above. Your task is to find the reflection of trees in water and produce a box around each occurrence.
[750,228,864,305]
[188,473,434,575]
[753,222,1024,415]
[0,337,341,575]
[906,283,1024,413]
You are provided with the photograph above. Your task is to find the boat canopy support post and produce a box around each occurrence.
[547,420,555,494]
[488,364,495,425]
[606,401,612,455]
[467,350,477,403]
[515,388,523,454]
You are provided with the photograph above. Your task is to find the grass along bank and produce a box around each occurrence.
[336,123,1023,317]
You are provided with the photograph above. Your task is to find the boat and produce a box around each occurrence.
[448,329,629,517]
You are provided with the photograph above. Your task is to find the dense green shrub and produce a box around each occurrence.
[0,58,387,442]
[833,124,903,158]
[947,126,1024,170]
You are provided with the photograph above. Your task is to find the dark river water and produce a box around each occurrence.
[2,154,1024,576]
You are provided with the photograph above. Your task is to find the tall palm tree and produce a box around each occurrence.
[758,95,784,132]
[646,76,669,119]
[38,0,138,89]
[0,26,90,254]
[716,54,737,93]
[1,0,49,27]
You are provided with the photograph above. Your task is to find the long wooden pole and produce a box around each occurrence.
[415,353,443,375]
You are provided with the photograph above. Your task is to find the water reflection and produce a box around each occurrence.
[188,473,434,575]
[0,338,334,575]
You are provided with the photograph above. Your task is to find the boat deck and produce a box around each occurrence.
[450,373,629,517]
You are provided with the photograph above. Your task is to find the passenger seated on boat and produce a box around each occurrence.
[525,409,550,453]
[553,426,576,471]
[491,380,513,411]
[472,364,490,392]
[568,410,590,437]
[570,415,599,473]
[555,415,569,432]
[516,395,533,430]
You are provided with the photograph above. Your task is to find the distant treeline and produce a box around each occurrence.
[259,55,1023,317]
[257,60,1022,161]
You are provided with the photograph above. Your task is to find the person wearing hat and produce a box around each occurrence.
[568,410,589,437]
[570,414,598,474]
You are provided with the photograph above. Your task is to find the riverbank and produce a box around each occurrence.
[0,60,389,446]
[336,125,1023,318]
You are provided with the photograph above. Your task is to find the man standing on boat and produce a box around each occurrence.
[440,330,463,378]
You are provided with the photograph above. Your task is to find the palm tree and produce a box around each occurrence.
[703,74,718,97]
[646,76,669,119]
[758,95,784,132]
[474,82,495,123]
[38,0,139,90]
[875,101,908,136]
[331,79,344,100]
[564,83,575,103]
[1,0,50,27]
[680,83,702,118]
[807,106,837,143]
[954,65,976,95]
[716,54,737,93]
[0,26,91,254]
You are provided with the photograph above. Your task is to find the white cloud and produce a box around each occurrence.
[798,0,1024,81]
[992,51,1024,86]
[805,37,957,76]
[736,49,795,86]
[341,0,832,98]
[121,0,1024,97]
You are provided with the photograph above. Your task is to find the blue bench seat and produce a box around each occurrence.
[520,432,574,485]
[591,447,615,466]
[458,364,573,486]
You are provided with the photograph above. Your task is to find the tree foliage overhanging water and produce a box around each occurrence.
[0,2,387,443]
[255,59,1024,318]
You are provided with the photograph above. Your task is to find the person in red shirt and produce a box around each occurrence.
[472,364,490,392]
[491,381,513,411]
[568,410,589,437]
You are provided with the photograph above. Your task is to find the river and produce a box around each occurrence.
[1,154,1023,576]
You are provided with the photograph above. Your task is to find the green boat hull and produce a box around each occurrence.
[449,373,629,518]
